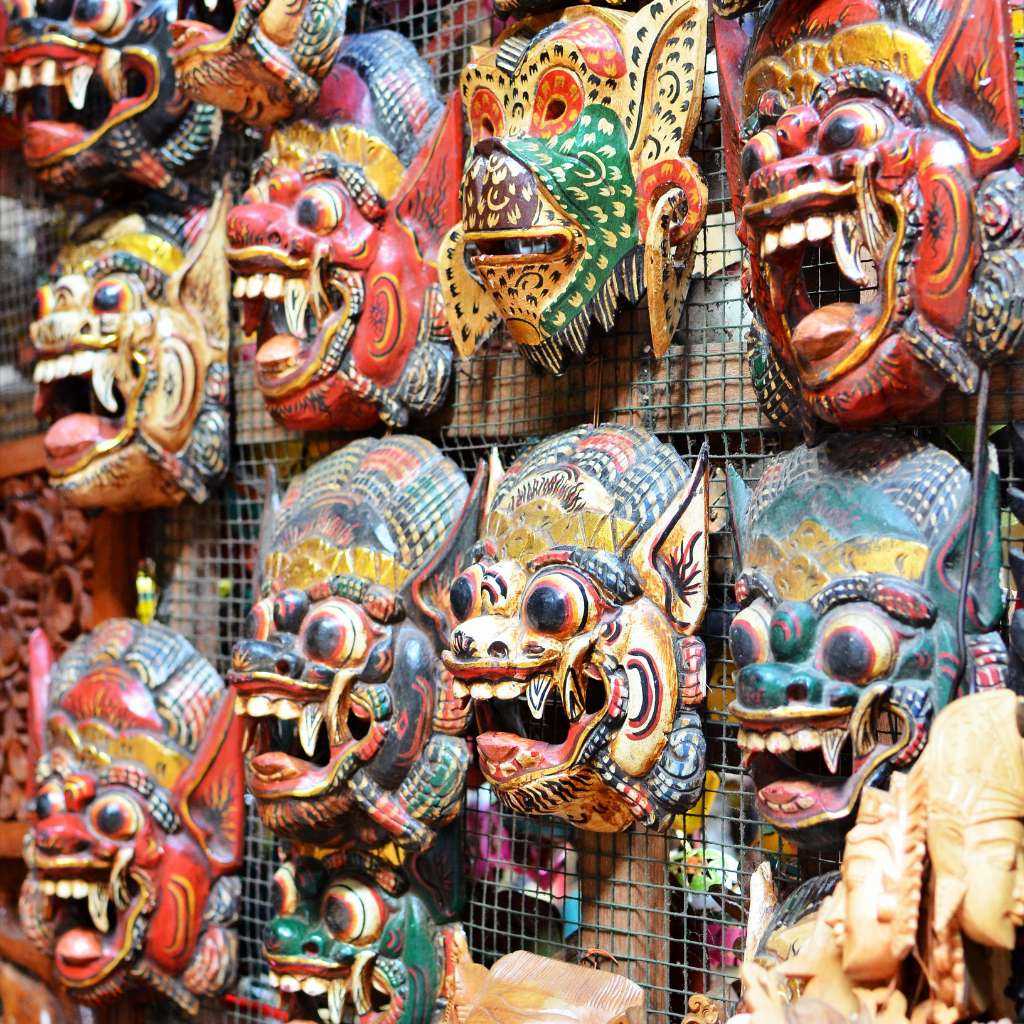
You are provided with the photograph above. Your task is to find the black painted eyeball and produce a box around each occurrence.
[729,600,771,668]
[323,879,386,946]
[300,600,367,667]
[819,611,897,684]
[90,793,142,840]
[449,566,485,622]
[273,589,309,634]
[521,570,594,639]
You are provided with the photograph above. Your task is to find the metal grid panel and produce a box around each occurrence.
[0,3,1020,1022]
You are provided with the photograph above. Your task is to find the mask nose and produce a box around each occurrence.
[232,637,306,678]
[736,662,818,710]
[35,815,93,856]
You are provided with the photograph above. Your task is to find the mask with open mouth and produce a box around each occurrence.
[2,0,219,202]
[262,853,464,1024]
[230,436,485,849]
[438,2,709,374]
[725,433,1007,850]
[443,424,710,833]
[30,194,230,509]
[19,620,246,1015]
[225,32,460,431]
[714,0,1024,429]
[169,0,346,128]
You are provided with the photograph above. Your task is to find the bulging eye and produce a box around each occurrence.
[530,68,583,139]
[92,279,135,314]
[72,0,129,34]
[268,171,302,202]
[300,600,367,666]
[729,600,771,668]
[741,131,781,183]
[90,793,141,840]
[522,570,593,639]
[322,879,385,946]
[33,285,54,321]
[449,565,485,622]
[296,183,346,234]
[818,102,891,153]
[469,87,504,143]
[273,589,309,634]
[819,610,897,684]
[271,864,299,917]
[35,784,65,821]
[245,600,272,641]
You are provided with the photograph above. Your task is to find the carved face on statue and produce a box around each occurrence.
[225,33,460,431]
[726,434,1006,849]
[715,0,1024,428]
[170,0,346,127]
[443,424,710,832]
[439,3,709,374]
[30,199,230,509]
[19,620,245,1014]
[2,0,218,201]
[231,437,483,849]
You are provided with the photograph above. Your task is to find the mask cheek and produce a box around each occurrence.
[145,333,199,450]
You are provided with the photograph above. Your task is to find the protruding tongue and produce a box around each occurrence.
[44,414,121,464]
[250,751,304,780]
[476,732,521,767]
[23,120,87,164]
[56,928,103,965]
[256,333,302,377]
[790,302,865,375]
[168,19,226,53]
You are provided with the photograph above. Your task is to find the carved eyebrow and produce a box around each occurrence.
[810,576,936,626]
[810,66,924,125]
[734,571,778,608]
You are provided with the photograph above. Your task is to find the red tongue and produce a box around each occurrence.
[23,120,87,163]
[256,334,302,376]
[168,19,225,53]
[56,928,103,965]
[44,414,120,460]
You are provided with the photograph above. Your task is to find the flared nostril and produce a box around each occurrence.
[262,925,279,951]
[487,641,509,660]
[302,938,321,955]
[786,681,809,703]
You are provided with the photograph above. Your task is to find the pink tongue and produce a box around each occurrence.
[56,928,103,965]
[44,414,120,459]
[256,333,302,376]
[790,302,860,368]
[23,120,87,163]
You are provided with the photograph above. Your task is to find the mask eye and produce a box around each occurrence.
[268,171,302,202]
[818,610,897,684]
[35,783,65,821]
[33,285,54,321]
[90,793,141,840]
[92,278,135,314]
[469,87,504,143]
[296,183,347,234]
[729,600,772,668]
[740,131,781,183]
[271,864,299,917]
[521,570,593,639]
[322,879,386,946]
[273,589,309,634]
[449,565,485,622]
[245,599,272,641]
[72,0,129,34]
[530,68,583,139]
[818,102,891,153]
[300,601,367,667]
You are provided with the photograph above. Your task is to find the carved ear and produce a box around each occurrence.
[173,691,245,876]
[439,225,502,358]
[920,0,1019,178]
[253,464,280,597]
[166,185,230,351]
[629,444,710,634]
[724,464,750,566]
[404,461,488,648]
[713,13,753,223]
[393,93,464,265]
[485,447,504,511]
[26,629,54,803]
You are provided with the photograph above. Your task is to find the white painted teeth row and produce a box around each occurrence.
[736,727,841,753]
[760,211,872,286]
[233,275,311,336]
[33,351,120,413]
[39,878,111,932]
[235,694,301,719]
[3,61,103,110]
[266,973,350,1024]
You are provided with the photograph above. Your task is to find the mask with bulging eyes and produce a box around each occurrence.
[30,197,230,510]
[263,855,465,1024]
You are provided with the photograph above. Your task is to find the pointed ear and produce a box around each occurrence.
[629,444,710,634]
[920,0,1019,178]
[439,225,502,358]
[405,461,488,648]
[253,464,280,597]
[724,463,750,566]
[713,13,752,223]
[26,629,54,803]
[393,94,464,264]
[485,448,504,511]
[166,185,230,351]
[174,691,245,876]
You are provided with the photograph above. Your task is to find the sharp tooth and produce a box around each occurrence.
[247,695,272,717]
[526,673,553,719]
[91,353,118,413]
[763,229,779,255]
[279,975,300,993]
[766,731,792,754]
[71,879,88,899]
[821,729,846,775]
[267,971,280,988]
[451,680,469,699]
[246,274,264,299]
[494,681,522,700]
[318,1011,330,1024]
[18,64,33,90]
[264,273,283,300]
[232,276,247,299]
[350,950,375,1016]
[98,48,124,100]
[831,213,869,286]
[856,169,888,259]
[327,979,346,1024]
[299,703,324,757]
[234,696,246,715]
[203,0,217,9]
[792,729,821,752]
[66,64,93,111]
[56,880,72,899]
[301,977,327,996]
[284,279,309,336]
[780,220,806,248]
[469,683,493,700]
[3,69,16,92]
[88,885,110,933]
[40,60,57,87]
[560,671,585,722]
[274,698,300,720]
[805,215,831,242]
[110,847,134,909]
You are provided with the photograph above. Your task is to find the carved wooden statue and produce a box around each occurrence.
[225,33,461,431]
[714,0,1023,429]
[230,436,484,851]
[726,434,1006,849]
[19,620,245,1016]
[2,0,218,202]
[30,195,230,509]
[439,2,708,374]
[443,423,709,832]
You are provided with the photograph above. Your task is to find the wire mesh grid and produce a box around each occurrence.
[0,2,1021,1022]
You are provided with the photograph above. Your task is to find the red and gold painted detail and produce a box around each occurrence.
[529,68,584,138]
[468,87,504,142]
[549,16,627,79]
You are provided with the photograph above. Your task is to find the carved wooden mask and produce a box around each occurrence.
[714,0,1024,429]
[19,620,245,1015]
[31,196,230,510]
[2,0,218,202]
[726,434,1007,849]
[225,34,461,431]
[231,436,484,850]
[443,424,710,832]
[439,3,709,374]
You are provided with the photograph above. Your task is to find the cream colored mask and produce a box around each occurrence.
[30,196,230,510]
